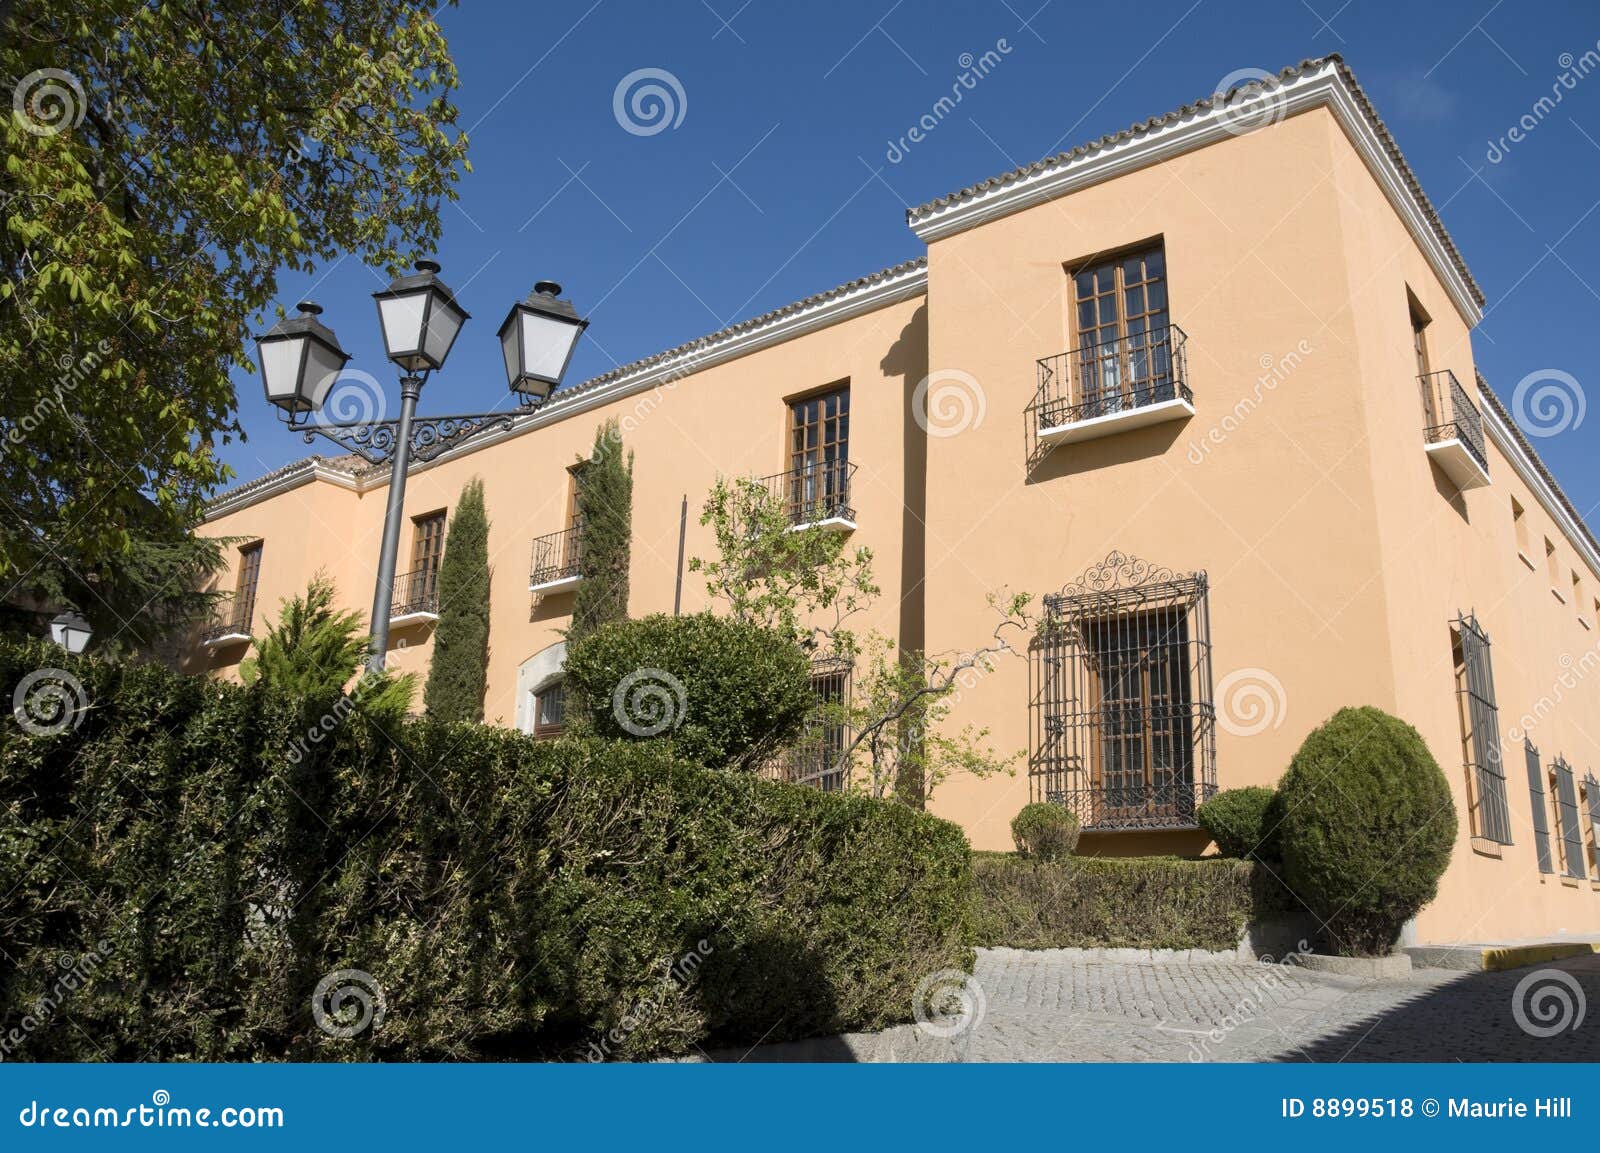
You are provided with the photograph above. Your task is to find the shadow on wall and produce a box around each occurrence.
[883,302,928,657]
[1267,955,1600,1062]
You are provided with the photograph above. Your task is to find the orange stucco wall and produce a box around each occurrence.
[190,101,1600,946]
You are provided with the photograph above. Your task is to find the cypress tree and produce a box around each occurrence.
[424,477,491,721]
[569,419,633,647]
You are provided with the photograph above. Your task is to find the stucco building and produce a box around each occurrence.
[189,57,1600,946]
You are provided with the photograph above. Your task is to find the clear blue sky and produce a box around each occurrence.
[233,0,1600,526]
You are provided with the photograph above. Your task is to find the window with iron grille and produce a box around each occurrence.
[1525,740,1554,875]
[770,656,852,792]
[1030,551,1216,831]
[1584,773,1600,879]
[1452,615,1511,845]
[1552,757,1586,879]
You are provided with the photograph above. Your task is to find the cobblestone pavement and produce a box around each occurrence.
[949,948,1600,1062]
[706,947,1600,1062]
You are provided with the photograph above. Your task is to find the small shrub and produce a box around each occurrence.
[1010,802,1080,861]
[1197,786,1278,860]
[1277,706,1456,957]
[562,611,813,770]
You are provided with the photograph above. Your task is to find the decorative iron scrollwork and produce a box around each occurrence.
[300,412,516,466]
[1057,550,1179,599]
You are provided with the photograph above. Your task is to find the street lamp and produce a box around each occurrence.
[48,611,92,654]
[498,281,589,405]
[254,262,589,671]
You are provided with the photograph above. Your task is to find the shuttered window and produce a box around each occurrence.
[1552,757,1586,879]
[1586,774,1600,880]
[1525,740,1554,875]
[1454,616,1511,844]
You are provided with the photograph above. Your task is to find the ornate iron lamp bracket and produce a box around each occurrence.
[293,410,518,467]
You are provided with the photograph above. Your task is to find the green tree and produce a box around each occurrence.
[1,1,469,585]
[691,476,1028,805]
[569,420,633,647]
[424,478,490,722]
[241,573,414,722]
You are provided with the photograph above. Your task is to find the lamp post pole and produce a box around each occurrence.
[367,373,424,670]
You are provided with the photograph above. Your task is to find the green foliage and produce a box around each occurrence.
[562,612,813,771]
[689,475,1030,806]
[424,479,490,722]
[0,2,468,584]
[569,421,633,648]
[1197,786,1280,861]
[8,517,231,661]
[1010,803,1080,861]
[1277,707,1456,956]
[0,639,971,1060]
[969,854,1290,951]
[241,574,413,723]
[689,475,878,645]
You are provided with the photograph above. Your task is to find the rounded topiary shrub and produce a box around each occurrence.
[1010,802,1080,861]
[1276,706,1456,957]
[1197,785,1279,860]
[562,611,814,770]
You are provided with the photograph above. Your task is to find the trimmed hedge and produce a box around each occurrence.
[1196,786,1279,860]
[0,640,970,1061]
[970,853,1293,952]
[562,612,814,771]
[1278,706,1455,957]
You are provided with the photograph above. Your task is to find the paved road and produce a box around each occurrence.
[718,948,1600,1062]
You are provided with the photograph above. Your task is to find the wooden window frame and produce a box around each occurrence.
[1068,241,1173,411]
[786,384,850,523]
[532,679,567,740]
[234,542,263,629]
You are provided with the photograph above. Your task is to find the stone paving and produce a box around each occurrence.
[715,948,1600,1062]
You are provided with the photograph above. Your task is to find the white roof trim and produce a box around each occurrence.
[1481,400,1600,580]
[205,460,361,520]
[907,61,1483,327]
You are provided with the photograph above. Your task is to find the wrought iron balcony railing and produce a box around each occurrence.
[390,567,440,620]
[1028,324,1191,442]
[1419,369,1487,471]
[529,525,584,590]
[200,594,251,644]
[759,459,856,527]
